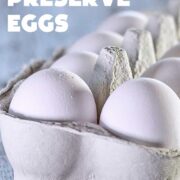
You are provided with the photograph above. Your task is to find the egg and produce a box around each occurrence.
[100,78,180,148]
[68,31,123,54]
[51,52,98,85]
[9,69,97,123]
[142,58,180,98]
[98,11,148,35]
[161,43,180,59]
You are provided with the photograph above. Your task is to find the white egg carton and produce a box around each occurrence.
[1,4,180,180]
[0,48,180,180]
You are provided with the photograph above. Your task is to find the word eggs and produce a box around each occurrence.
[9,69,97,123]
[100,78,180,149]
[8,14,68,32]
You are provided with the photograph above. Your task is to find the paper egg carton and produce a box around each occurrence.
[1,6,180,180]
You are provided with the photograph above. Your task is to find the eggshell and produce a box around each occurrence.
[9,69,97,123]
[51,52,98,85]
[90,47,132,118]
[98,11,148,35]
[142,58,180,98]
[68,31,123,54]
[100,78,180,149]
[161,43,180,59]
[146,14,178,59]
[122,29,156,77]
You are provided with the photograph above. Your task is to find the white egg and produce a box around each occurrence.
[142,58,180,98]
[51,52,98,85]
[162,43,180,59]
[68,31,123,54]
[100,78,180,148]
[98,11,148,35]
[9,69,97,123]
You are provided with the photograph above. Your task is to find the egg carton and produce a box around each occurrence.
[0,48,180,180]
[1,6,180,180]
[0,49,179,180]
